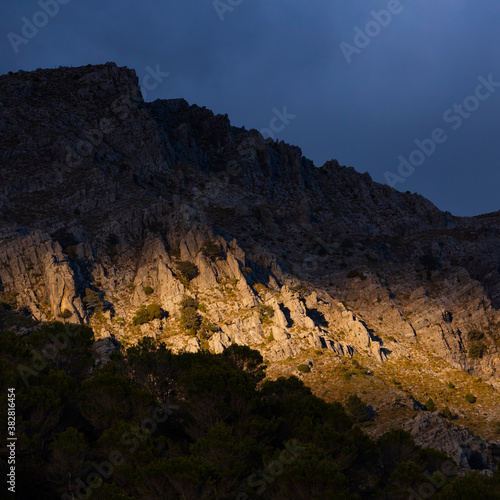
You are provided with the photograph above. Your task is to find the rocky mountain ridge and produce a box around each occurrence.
[1,62,499,468]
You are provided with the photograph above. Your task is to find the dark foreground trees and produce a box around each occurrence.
[1,307,499,499]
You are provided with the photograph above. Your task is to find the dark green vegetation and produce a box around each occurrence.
[425,398,437,412]
[468,329,488,359]
[347,270,367,280]
[132,304,163,326]
[198,317,219,342]
[257,304,274,324]
[176,261,199,282]
[83,288,104,314]
[201,240,223,260]
[57,308,72,319]
[345,394,371,423]
[179,296,201,336]
[1,307,499,499]
[442,406,453,420]
[466,393,478,404]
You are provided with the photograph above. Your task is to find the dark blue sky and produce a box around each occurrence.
[2,0,500,216]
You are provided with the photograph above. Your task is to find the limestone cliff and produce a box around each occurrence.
[1,63,499,468]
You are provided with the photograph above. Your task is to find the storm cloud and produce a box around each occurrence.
[2,0,500,215]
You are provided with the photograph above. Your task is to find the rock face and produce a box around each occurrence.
[403,413,499,472]
[0,63,500,465]
[92,335,120,367]
[0,63,499,373]
[0,232,86,322]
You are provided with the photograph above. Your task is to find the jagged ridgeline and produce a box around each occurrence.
[1,63,500,489]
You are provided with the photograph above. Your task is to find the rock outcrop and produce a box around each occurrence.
[1,63,499,467]
[403,412,499,472]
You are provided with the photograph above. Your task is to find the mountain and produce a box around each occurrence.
[1,62,499,470]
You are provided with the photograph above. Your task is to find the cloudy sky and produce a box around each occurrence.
[2,0,500,216]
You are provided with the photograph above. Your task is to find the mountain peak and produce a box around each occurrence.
[1,64,499,458]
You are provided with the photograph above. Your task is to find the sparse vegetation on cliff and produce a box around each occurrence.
[179,296,201,335]
[132,303,163,325]
[2,307,498,499]
[1,64,500,498]
[176,260,199,284]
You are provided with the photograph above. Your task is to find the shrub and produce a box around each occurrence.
[146,303,162,320]
[177,261,199,282]
[169,245,181,259]
[83,288,104,313]
[143,286,154,296]
[448,382,455,389]
[347,270,366,280]
[442,406,453,419]
[345,394,370,422]
[468,342,486,359]
[133,304,163,326]
[257,304,274,324]
[465,393,477,404]
[180,296,201,335]
[201,240,223,260]
[223,344,266,382]
[290,284,310,296]
[198,318,218,340]
[425,398,436,412]
[467,329,487,359]
[133,307,149,326]
[57,309,72,319]
[297,364,311,373]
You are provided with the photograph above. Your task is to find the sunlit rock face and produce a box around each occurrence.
[0,62,499,384]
